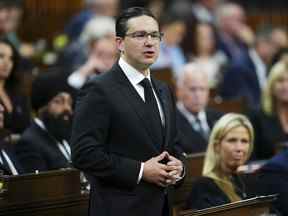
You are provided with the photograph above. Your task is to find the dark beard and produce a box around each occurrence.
[41,111,73,142]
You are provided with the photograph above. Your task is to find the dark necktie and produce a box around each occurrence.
[195,117,208,140]
[140,78,163,149]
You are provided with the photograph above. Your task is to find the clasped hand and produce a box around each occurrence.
[143,151,183,187]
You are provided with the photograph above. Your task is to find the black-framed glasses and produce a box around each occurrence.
[125,31,164,41]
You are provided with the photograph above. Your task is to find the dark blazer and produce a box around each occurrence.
[219,53,261,110]
[71,63,184,216]
[176,108,223,154]
[248,110,287,160]
[4,93,31,134]
[185,175,253,210]
[15,121,71,173]
[256,150,288,215]
[0,140,24,175]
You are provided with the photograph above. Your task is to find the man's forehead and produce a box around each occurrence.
[127,15,159,32]
[54,92,72,100]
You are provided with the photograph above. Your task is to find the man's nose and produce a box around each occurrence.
[63,103,73,114]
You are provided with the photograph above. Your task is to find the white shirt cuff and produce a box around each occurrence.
[67,71,86,89]
[137,162,144,184]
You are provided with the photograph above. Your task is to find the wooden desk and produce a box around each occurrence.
[0,168,89,216]
[179,195,276,216]
[173,153,205,216]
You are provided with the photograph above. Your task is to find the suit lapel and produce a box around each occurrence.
[112,65,160,152]
[152,78,170,149]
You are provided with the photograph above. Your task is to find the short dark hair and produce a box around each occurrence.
[115,7,157,38]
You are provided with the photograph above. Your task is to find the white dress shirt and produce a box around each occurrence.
[119,57,166,183]
[177,102,210,136]
[34,118,71,162]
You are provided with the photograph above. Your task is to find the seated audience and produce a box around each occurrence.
[219,27,277,109]
[256,149,288,216]
[0,103,23,175]
[191,22,227,88]
[67,36,117,89]
[169,0,221,58]
[0,38,31,135]
[58,16,115,72]
[151,14,186,78]
[176,63,223,154]
[64,0,119,42]
[185,113,254,210]
[215,2,253,63]
[15,72,73,173]
[249,59,288,160]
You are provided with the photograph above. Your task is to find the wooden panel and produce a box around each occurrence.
[19,0,84,42]
[0,168,89,216]
[247,12,288,30]
[179,195,276,216]
[173,153,205,212]
[208,96,246,114]
[152,67,175,91]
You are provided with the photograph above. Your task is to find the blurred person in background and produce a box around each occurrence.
[0,38,31,135]
[256,149,288,215]
[249,59,288,160]
[67,36,118,89]
[191,0,221,24]
[185,113,255,210]
[65,0,119,42]
[15,71,73,173]
[58,16,116,72]
[151,14,186,78]
[176,63,223,154]
[4,0,23,50]
[169,0,221,58]
[219,26,277,109]
[215,2,253,63]
[191,22,227,88]
[0,103,23,176]
[271,27,288,51]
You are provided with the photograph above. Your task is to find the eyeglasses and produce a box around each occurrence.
[125,31,164,41]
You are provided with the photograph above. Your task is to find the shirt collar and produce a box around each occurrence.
[34,118,46,131]
[177,102,206,123]
[119,57,151,85]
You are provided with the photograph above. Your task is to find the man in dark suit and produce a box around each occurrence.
[71,7,184,216]
[15,72,73,173]
[176,63,223,154]
[219,27,277,109]
[257,150,288,215]
[0,104,23,175]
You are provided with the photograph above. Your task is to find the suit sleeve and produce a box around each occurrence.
[167,85,186,184]
[71,82,141,189]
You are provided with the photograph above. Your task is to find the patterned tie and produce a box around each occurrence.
[140,78,163,149]
[195,117,208,140]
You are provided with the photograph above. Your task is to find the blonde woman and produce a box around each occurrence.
[250,59,288,160]
[185,113,254,210]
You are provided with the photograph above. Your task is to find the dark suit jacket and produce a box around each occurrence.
[219,52,261,109]
[248,110,287,160]
[71,63,184,216]
[15,121,71,173]
[0,141,24,175]
[256,150,288,215]
[4,92,31,134]
[176,108,223,154]
[185,175,253,210]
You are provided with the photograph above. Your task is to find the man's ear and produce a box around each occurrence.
[115,37,124,53]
